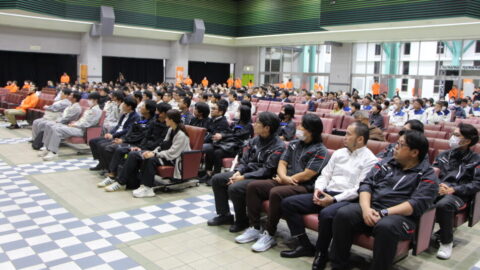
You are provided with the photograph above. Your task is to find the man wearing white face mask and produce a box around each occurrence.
[388,100,407,127]
[432,123,480,260]
[40,92,103,161]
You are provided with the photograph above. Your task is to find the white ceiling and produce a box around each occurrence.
[1,9,480,47]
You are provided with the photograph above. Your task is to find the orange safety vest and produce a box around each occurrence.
[372,83,380,95]
[227,78,234,88]
[184,78,192,86]
[449,88,459,99]
[16,94,39,112]
[247,82,254,88]
[61,75,70,84]
[286,81,293,89]
[201,79,209,88]
[235,79,242,89]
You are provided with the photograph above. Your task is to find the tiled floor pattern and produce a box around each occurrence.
[0,128,478,269]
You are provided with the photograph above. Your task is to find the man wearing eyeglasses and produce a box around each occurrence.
[329,130,439,270]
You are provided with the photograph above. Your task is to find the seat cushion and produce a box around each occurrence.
[156,166,174,178]
[222,158,234,169]
[66,137,86,144]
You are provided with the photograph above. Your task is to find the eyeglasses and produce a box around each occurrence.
[396,141,409,149]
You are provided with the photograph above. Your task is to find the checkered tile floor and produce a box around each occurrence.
[0,153,218,269]
[0,137,31,145]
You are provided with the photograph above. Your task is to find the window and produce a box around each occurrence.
[404,43,411,55]
[402,61,410,75]
[326,45,331,54]
[435,60,444,75]
[375,44,381,55]
[476,41,480,53]
[271,59,280,72]
[474,60,480,66]
[374,61,380,74]
[433,80,441,94]
[265,60,271,72]
[401,79,408,92]
[437,42,445,54]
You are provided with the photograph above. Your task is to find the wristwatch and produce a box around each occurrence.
[332,197,337,203]
[380,209,389,218]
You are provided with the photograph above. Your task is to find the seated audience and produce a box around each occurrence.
[201,105,253,185]
[433,123,480,259]
[355,111,385,141]
[369,104,384,129]
[349,102,360,116]
[281,122,377,270]
[408,98,427,123]
[278,104,296,141]
[5,86,39,129]
[389,100,408,127]
[377,119,424,159]
[428,101,449,124]
[89,96,140,171]
[207,112,285,232]
[39,92,102,161]
[329,130,438,270]
[190,102,210,129]
[235,114,327,252]
[179,97,193,125]
[330,100,345,115]
[102,90,124,132]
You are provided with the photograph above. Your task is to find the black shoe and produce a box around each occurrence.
[281,245,316,258]
[229,222,249,233]
[7,124,20,129]
[89,164,103,171]
[312,254,328,270]
[198,174,211,184]
[207,214,234,226]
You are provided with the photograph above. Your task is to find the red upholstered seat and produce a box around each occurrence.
[320,118,334,134]
[366,141,390,155]
[268,102,282,113]
[294,103,308,115]
[323,134,344,150]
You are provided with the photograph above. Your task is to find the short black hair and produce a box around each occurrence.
[229,91,237,99]
[195,102,210,118]
[88,92,100,100]
[351,121,370,144]
[71,91,82,102]
[62,88,72,96]
[459,123,479,147]
[133,91,143,101]
[217,99,228,115]
[373,104,382,112]
[404,119,424,133]
[402,130,429,162]
[283,104,295,117]
[213,93,221,101]
[143,91,153,100]
[351,102,361,110]
[302,114,323,143]
[414,98,424,107]
[182,97,191,108]
[144,100,157,116]
[123,96,137,110]
[258,112,280,135]
[239,105,251,124]
[282,90,290,97]
[455,98,462,105]
[384,100,390,107]
[112,90,125,102]
[240,100,252,108]
[156,102,172,114]
[336,100,344,109]
[306,92,312,97]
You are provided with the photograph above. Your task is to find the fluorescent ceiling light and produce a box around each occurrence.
[236,21,480,40]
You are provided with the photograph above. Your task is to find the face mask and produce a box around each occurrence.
[278,112,285,120]
[234,112,240,119]
[381,104,386,109]
[88,100,94,107]
[296,129,306,141]
[442,106,447,111]
[449,135,461,149]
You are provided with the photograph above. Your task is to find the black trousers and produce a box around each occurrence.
[89,137,114,169]
[116,151,143,189]
[211,171,256,224]
[435,194,465,244]
[138,157,173,187]
[203,143,235,174]
[109,146,131,176]
[330,203,416,270]
[281,192,349,256]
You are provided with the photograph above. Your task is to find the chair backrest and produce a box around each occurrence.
[97,111,106,127]
[256,102,269,113]
[323,114,344,129]
[185,125,206,150]
[323,134,344,150]
[79,99,89,108]
[320,118,334,134]
[268,102,282,113]
[340,115,355,130]
[294,103,308,115]
[366,140,390,155]
[424,124,441,131]
[382,115,389,129]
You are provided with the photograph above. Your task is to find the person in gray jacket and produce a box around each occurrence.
[39,92,103,161]
[113,109,191,198]
[31,90,82,144]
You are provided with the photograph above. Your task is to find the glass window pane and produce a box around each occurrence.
[418,41,438,76]
[366,43,381,74]
[282,48,292,73]
[352,43,367,74]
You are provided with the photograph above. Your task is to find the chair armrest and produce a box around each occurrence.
[469,190,480,227]
[181,150,203,180]
[412,207,436,255]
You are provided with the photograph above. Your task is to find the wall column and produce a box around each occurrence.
[165,40,189,83]
[329,43,353,92]
[78,33,102,82]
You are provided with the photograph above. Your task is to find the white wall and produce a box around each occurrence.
[329,43,353,92]
[102,36,170,60]
[189,44,237,63]
[235,47,259,81]
[0,25,80,55]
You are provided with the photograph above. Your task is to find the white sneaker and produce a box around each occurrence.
[37,148,48,157]
[105,181,126,192]
[251,231,276,252]
[437,242,453,259]
[132,185,155,198]
[235,227,261,244]
[42,152,58,161]
[97,177,116,188]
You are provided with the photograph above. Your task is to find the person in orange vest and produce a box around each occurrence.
[247,80,254,88]
[60,72,70,84]
[7,81,19,93]
[314,80,323,91]
[201,77,209,88]
[372,80,380,99]
[278,81,286,89]
[4,81,12,91]
[5,86,39,129]
[184,75,192,86]
[22,80,30,90]
[286,79,293,89]
[448,85,459,99]
[234,77,242,89]
[227,77,234,88]
[460,89,465,99]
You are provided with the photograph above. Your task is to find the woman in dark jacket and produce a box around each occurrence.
[201,105,253,185]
